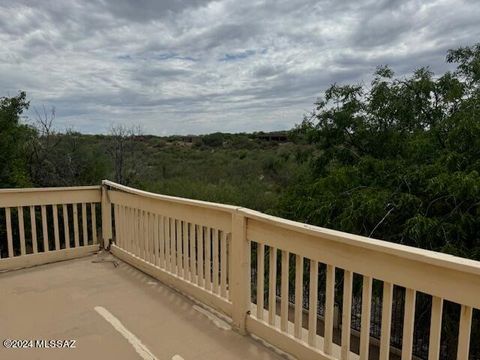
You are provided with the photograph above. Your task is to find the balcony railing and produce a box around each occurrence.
[1,180,479,360]
[0,185,101,270]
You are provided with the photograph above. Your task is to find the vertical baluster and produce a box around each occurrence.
[379,282,393,360]
[139,210,143,257]
[113,204,120,246]
[268,247,277,326]
[149,212,154,262]
[129,208,134,254]
[90,203,97,244]
[170,218,176,272]
[205,227,211,291]
[324,264,335,355]
[130,208,135,253]
[294,254,303,339]
[142,211,147,259]
[137,210,143,258]
[280,250,289,332]
[172,219,177,270]
[402,288,416,360]
[41,205,49,252]
[257,243,265,320]
[169,217,174,269]
[18,206,26,255]
[53,205,60,250]
[72,204,79,248]
[120,205,128,250]
[122,206,129,251]
[139,210,144,257]
[122,206,126,251]
[191,223,197,283]
[360,276,373,360]
[114,204,120,247]
[153,213,159,265]
[176,220,182,276]
[144,211,148,260]
[159,216,165,268]
[144,211,149,260]
[220,231,227,297]
[125,207,130,253]
[165,218,171,271]
[121,205,125,249]
[197,224,204,287]
[167,218,173,273]
[143,211,152,262]
[82,203,88,245]
[227,233,232,301]
[132,208,138,255]
[341,270,353,360]
[148,212,152,261]
[135,209,140,257]
[62,204,70,249]
[132,208,136,254]
[150,212,155,263]
[6,208,13,257]
[308,259,318,347]
[30,206,38,253]
[456,305,473,360]
[428,296,443,360]
[141,210,145,258]
[183,221,189,279]
[213,229,219,294]
[125,207,132,252]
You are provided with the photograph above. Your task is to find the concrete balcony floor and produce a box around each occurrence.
[0,254,283,360]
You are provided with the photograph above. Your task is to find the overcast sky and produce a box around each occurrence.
[1,0,479,135]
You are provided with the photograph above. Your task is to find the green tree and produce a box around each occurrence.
[281,44,480,260]
[0,91,34,187]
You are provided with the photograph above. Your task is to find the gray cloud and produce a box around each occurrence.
[100,0,214,22]
[0,0,479,135]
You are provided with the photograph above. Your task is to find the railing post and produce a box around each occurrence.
[101,181,112,249]
[230,210,250,334]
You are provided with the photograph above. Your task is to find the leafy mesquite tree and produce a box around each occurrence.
[0,91,34,188]
[278,43,480,360]
[282,44,480,260]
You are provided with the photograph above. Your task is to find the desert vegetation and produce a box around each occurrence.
[1,44,479,262]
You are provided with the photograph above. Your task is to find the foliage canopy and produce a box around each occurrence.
[1,45,479,261]
[281,44,480,259]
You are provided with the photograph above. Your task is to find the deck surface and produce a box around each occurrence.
[0,254,284,360]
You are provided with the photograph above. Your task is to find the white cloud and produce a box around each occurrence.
[0,0,479,134]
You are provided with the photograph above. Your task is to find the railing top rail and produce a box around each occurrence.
[0,185,101,207]
[239,208,480,277]
[0,185,101,194]
[3,180,477,278]
[103,180,238,213]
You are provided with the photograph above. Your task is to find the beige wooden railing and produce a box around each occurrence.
[0,186,101,271]
[242,210,479,360]
[1,181,478,359]
[102,180,479,360]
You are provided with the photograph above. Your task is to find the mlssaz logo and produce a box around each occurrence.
[34,340,77,348]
